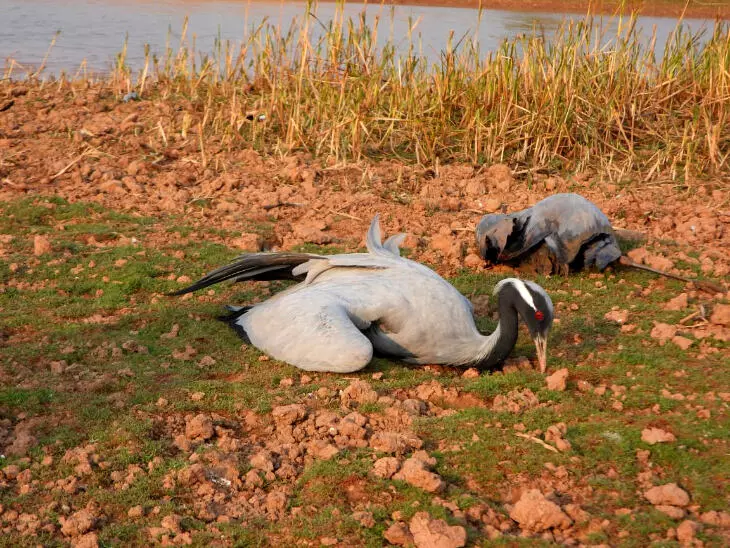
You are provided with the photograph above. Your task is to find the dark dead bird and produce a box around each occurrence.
[170,215,554,373]
[475,193,724,293]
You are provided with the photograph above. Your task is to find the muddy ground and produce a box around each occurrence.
[1,82,729,547]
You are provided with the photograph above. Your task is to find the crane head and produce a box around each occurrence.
[475,213,515,262]
[494,278,554,373]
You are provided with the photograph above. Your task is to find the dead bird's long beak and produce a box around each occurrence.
[534,334,548,373]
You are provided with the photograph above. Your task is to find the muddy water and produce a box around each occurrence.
[0,0,717,75]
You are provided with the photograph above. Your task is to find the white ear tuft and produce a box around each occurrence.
[493,278,537,310]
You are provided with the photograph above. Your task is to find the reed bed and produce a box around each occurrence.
[6,3,730,179]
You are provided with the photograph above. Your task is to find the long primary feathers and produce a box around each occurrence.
[170,213,404,295]
[166,252,321,295]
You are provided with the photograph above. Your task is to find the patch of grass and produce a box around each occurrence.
[0,387,55,412]
[210,520,271,547]
[1,196,728,546]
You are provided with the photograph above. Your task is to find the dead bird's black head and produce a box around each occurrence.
[475,213,516,262]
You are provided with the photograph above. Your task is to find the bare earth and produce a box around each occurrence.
[1,82,728,280]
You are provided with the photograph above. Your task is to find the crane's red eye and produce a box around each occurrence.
[535,310,545,321]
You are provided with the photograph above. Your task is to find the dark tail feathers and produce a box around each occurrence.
[167,252,322,296]
[217,305,253,343]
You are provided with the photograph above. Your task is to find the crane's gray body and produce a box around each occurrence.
[476,193,622,271]
[236,226,506,372]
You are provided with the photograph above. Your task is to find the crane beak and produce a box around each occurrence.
[533,334,548,373]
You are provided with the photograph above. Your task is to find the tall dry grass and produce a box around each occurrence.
[6,2,730,180]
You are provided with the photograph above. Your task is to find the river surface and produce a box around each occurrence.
[0,0,719,75]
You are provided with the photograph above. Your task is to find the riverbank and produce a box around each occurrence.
[6,12,726,182]
[2,0,725,81]
[379,0,729,19]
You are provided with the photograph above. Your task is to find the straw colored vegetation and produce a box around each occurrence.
[6,5,728,181]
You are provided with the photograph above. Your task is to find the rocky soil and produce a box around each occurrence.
[1,81,729,546]
[1,82,729,280]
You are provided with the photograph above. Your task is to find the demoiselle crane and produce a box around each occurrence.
[170,215,554,373]
[476,193,622,273]
[475,193,724,292]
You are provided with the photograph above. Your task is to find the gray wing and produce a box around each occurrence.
[499,209,551,260]
[529,193,619,265]
[237,215,410,372]
[240,295,376,373]
[291,216,405,284]
[383,233,407,256]
[367,214,407,258]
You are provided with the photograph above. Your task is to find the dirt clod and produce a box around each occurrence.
[641,427,676,445]
[509,489,572,532]
[370,432,423,454]
[656,505,686,519]
[462,368,480,379]
[161,514,183,533]
[545,368,568,391]
[644,483,690,507]
[700,510,730,527]
[33,235,52,256]
[492,388,539,413]
[604,309,629,324]
[6,427,37,457]
[676,520,699,544]
[393,455,445,493]
[664,293,689,311]
[672,335,694,350]
[250,450,275,472]
[384,522,414,546]
[72,533,99,548]
[128,506,144,519]
[409,511,467,548]
[308,439,339,460]
[341,380,379,408]
[272,404,308,425]
[60,509,96,537]
[185,414,214,441]
[373,457,401,479]
[544,423,571,452]
[650,322,677,344]
[710,304,730,326]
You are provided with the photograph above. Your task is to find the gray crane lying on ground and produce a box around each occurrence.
[475,193,724,293]
[170,215,555,373]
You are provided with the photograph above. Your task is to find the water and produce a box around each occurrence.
[0,0,719,75]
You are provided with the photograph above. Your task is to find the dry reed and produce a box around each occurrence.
[5,2,730,180]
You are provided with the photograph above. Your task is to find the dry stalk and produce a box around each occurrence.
[17,5,726,181]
